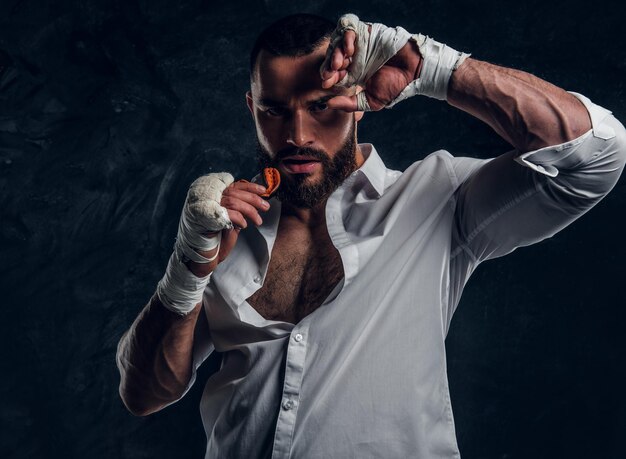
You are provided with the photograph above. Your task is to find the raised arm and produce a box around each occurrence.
[321,14,591,150]
[441,54,625,262]
[447,58,591,153]
[321,14,625,255]
[321,14,625,323]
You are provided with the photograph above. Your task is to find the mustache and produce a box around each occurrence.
[275,146,329,162]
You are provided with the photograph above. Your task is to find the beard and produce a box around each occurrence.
[256,119,357,208]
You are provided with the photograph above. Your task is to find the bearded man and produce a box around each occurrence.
[116,13,625,459]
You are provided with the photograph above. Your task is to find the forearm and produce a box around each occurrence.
[447,58,592,153]
[116,295,202,416]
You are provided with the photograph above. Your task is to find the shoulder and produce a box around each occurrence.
[399,150,496,192]
[361,144,492,196]
[389,149,458,191]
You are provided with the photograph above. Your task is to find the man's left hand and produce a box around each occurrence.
[320,15,423,112]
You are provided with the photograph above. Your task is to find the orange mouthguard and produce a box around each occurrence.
[239,167,280,199]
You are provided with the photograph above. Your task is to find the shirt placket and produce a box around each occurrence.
[270,322,310,459]
[325,175,360,289]
[270,179,360,457]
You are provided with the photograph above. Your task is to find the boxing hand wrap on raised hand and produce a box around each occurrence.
[323,14,413,91]
[390,33,470,106]
[321,14,471,110]
[156,172,234,315]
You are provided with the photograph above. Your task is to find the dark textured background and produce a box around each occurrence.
[1,0,625,458]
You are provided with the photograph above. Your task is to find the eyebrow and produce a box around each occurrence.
[256,93,338,108]
[256,97,284,107]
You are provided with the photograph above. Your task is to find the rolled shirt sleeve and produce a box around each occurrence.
[451,91,626,264]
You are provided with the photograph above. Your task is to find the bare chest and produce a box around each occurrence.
[246,226,344,324]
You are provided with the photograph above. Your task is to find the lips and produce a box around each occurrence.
[283,154,319,161]
[281,155,321,174]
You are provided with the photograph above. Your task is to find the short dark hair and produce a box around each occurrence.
[249,13,336,79]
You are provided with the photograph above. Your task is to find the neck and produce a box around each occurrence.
[281,201,327,227]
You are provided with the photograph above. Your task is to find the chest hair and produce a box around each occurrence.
[247,224,344,324]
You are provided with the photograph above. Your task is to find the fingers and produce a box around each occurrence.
[221,182,271,228]
[321,70,348,89]
[326,94,359,112]
[321,72,334,88]
[343,30,355,57]
[321,59,342,82]
[225,208,248,230]
[332,30,355,70]
[216,226,240,263]
[331,45,344,71]
[231,180,267,195]
[321,30,356,87]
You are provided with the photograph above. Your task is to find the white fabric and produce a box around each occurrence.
[322,14,412,90]
[387,34,471,105]
[177,172,234,263]
[174,94,625,457]
[322,14,470,109]
[157,172,234,315]
[156,253,212,316]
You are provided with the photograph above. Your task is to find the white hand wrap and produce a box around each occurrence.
[322,14,471,110]
[323,14,413,90]
[388,33,471,105]
[156,172,234,315]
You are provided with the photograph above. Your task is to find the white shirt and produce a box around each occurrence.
[183,92,625,458]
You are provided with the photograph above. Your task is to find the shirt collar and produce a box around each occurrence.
[355,143,387,198]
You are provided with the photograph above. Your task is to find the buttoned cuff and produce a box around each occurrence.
[513,91,616,177]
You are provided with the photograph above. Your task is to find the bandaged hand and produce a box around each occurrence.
[320,13,471,111]
[156,173,270,315]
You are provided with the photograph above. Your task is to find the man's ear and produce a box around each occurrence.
[246,91,254,116]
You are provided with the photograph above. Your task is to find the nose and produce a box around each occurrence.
[286,110,314,148]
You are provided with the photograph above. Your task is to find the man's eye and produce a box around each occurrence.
[310,102,328,113]
[264,107,285,117]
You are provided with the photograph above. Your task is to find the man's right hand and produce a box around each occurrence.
[156,172,271,315]
[118,173,271,413]
[186,179,270,278]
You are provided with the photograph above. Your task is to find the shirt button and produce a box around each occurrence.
[282,399,295,411]
[294,333,303,342]
[253,275,262,284]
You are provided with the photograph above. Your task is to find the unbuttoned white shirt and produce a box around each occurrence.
[183,92,625,458]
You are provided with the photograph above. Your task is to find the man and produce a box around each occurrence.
[116,13,625,458]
